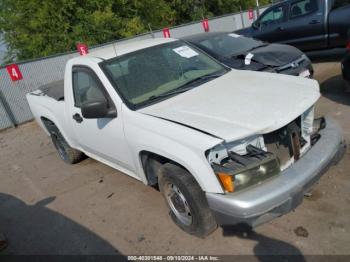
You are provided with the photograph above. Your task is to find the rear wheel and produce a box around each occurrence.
[158,163,217,237]
[50,130,85,164]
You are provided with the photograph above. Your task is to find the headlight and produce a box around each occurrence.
[301,106,314,136]
[213,145,280,193]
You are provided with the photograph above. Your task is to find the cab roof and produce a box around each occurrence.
[87,37,178,61]
[182,32,233,43]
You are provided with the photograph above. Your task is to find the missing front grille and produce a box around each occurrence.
[263,119,304,166]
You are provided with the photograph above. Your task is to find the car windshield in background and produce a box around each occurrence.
[196,33,264,58]
[101,41,226,109]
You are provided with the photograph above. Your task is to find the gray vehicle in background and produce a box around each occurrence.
[236,0,350,51]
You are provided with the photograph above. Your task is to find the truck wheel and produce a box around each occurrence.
[158,163,217,237]
[51,131,85,164]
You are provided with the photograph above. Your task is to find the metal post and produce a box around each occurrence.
[239,6,245,28]
[0,90,17,128]
[148,24,155,39]
[256,0,260,17]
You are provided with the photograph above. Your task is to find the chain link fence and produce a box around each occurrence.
[0,7,267,130]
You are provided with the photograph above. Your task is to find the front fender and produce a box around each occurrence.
[123,109,225,194]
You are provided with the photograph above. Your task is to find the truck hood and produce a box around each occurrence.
[139,70,320,142]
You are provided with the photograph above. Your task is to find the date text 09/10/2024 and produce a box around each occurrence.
[127,255,220,261]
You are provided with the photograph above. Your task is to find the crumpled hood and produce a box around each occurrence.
[246,44,304,67]
[139,70,320,142]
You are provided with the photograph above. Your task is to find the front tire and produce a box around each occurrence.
[158,163,217,237]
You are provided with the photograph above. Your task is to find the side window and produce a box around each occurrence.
[260,6,285,25]
[72,70,106,108]
[290,0,318,18]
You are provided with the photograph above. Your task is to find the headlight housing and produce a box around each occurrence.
[212,145,280,193]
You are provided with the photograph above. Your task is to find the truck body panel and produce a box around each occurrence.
[26,38,345,232]
[140,69,320,142]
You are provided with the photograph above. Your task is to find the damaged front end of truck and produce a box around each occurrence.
[207,107,327,194]
[204,107,345,227]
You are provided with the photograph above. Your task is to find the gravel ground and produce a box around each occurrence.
[0,59,349,256]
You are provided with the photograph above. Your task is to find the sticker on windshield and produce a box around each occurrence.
[228,33,241,38]
[173,46,199,58]
[245,53,254,65]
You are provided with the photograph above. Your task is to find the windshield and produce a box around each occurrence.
[101,40,226,109]
[196,33,264,58]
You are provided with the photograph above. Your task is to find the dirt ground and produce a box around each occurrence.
[0,56,349,256]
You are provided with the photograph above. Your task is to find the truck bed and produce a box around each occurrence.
[27,80,67,139]
[38,80,64,101]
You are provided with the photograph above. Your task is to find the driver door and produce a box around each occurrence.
[252,4,289,43]
[70,66,136,174]
[282,0,326,50]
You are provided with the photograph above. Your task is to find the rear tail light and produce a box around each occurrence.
[347,41,350,50]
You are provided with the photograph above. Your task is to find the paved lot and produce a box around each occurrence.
[0,58,349,256]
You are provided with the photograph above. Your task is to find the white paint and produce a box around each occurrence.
[245,53,254,65]
[11,68,18,78]
[173,45,198,58]
[299,69,311,78]
[88,38,177,60]
[141,69,320,142]
[228,33,241,38]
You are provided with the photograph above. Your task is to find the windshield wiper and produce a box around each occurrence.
[231,44,269,59]
[145,73,225,103]
[177,73,225,89]
[246,43,269,52]
[147,87,194,101]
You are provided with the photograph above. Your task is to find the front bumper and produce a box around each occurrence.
[275,59,314,78]
[206,117,345,227]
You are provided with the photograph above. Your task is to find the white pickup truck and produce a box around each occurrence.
[27,38,345,237]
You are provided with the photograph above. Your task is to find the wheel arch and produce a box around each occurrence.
[139,150,187,186]
[138,149,223,193]
[41,117,59,136]
[39,115,75,148]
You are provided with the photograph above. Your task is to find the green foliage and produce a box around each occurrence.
[167,0,271,23]
[0,0,271,62]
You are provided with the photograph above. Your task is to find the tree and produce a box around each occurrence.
[165,0,271,23]
[0,0,174,61]
[0,0,271,62]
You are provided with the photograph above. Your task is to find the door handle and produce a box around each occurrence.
[309,20,320,24]
[276,26,284,31]
[73,113,83,123]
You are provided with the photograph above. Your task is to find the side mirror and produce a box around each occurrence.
[81,99,117,119]
[252,21,261,30]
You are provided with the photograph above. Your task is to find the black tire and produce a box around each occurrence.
[158,163,217,237]
[51,130,85,164]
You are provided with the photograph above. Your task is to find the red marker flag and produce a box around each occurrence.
[77,43,89,55]
[202,19,210,32]
[163,28,171,38]
[248,8,255,20]
[6,64,23,82]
